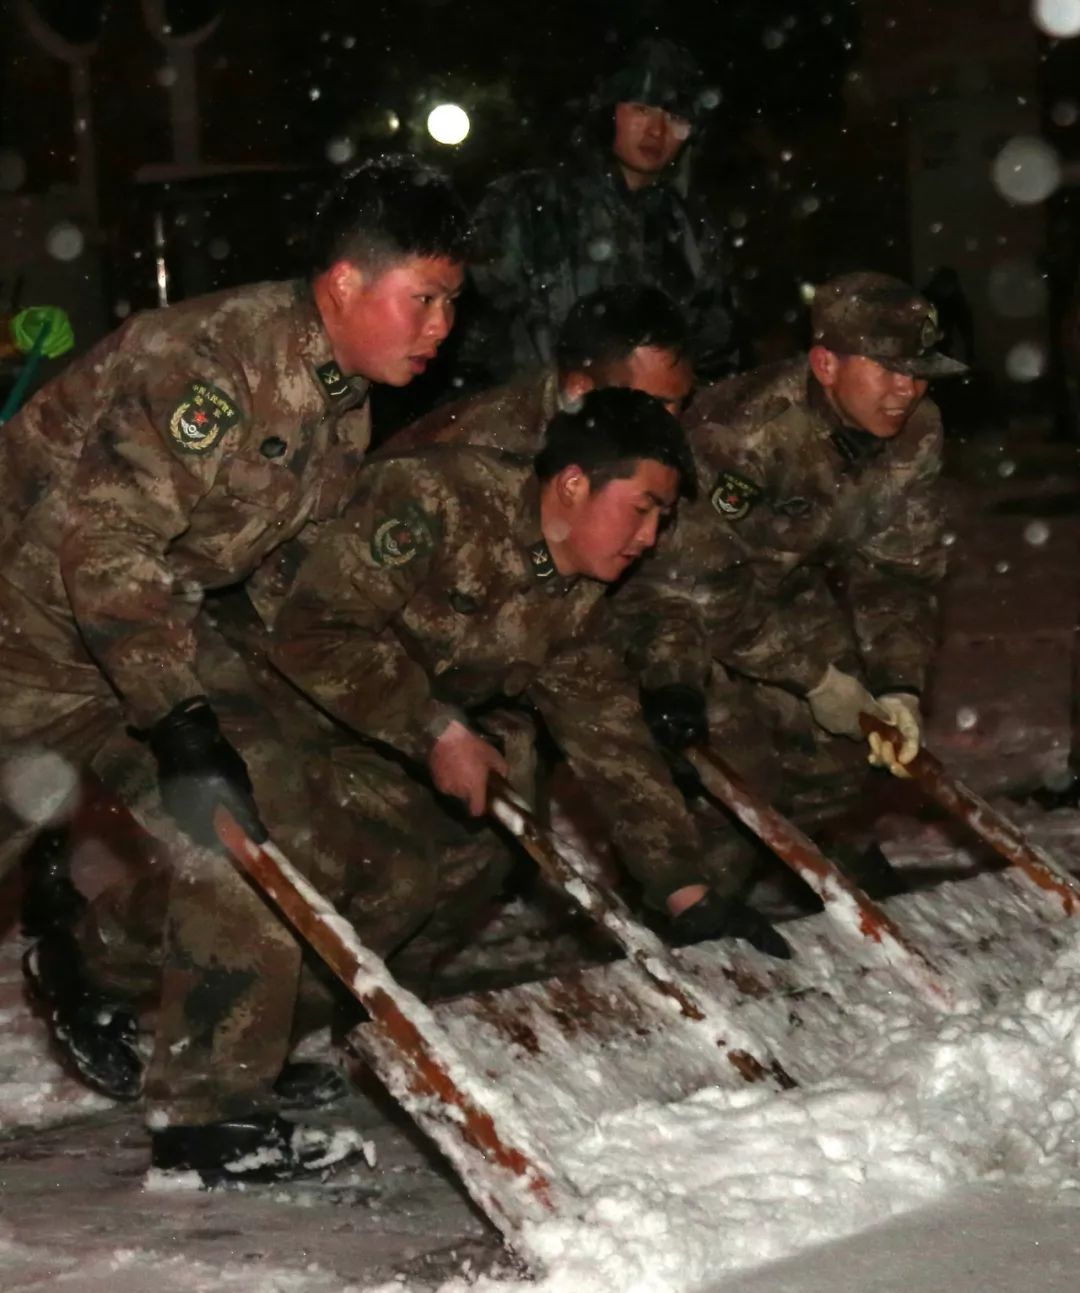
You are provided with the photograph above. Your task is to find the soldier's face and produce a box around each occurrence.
[319,256,464,386]
[603,346,695,416]
[816,351,929,439]
[552,459,679,582]
[612,103,690,189]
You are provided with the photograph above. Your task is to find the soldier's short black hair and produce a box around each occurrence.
[555,285,688,377]
[535,387,697,501]
[309,154,471,277]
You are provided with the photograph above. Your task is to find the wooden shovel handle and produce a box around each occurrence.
[859,713,1080,917]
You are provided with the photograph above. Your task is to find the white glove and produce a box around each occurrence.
[806,665,884,740]
[867,693,922,778]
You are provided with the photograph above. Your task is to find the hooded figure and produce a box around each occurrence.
[466,38,737,384]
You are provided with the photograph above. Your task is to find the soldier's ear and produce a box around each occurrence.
[561,369,596,404]
[322,259,367,313]
[808,344,841,389]
[554,465,590,508]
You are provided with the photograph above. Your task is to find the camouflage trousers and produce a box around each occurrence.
[693,666,872,891]
[0,621,532,1123]
[0,617,365,1126]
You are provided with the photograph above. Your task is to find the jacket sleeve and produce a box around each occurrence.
[607,540,713,692]
[682,198,738,380]
[270,459,461,763]
[465,172,558,374]
[59,345,252,727]
[528,634,711,908]
[845,406,946,695]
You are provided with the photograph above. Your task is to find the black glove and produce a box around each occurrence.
[669,890,791,960]
[147,697,267,848]
[641,683,708,753]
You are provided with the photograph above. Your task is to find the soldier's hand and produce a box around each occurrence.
[148,697,267,848]
[867,692,922,778]
[806,665,885,740]
[429,720,508,817]
[640,683,708,753]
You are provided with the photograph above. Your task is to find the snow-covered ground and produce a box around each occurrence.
[2,427,1080,1291]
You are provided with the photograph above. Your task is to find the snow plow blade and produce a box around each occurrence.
[214,759,1080,1265]
[685,747,954,1008]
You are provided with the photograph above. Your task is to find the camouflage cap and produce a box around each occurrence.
[597,37,704,122]
[810,271,968,378]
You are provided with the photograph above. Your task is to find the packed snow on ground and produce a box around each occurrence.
[4,822,1080,1293]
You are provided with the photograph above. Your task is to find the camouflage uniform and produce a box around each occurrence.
[271,445,716,944]
[620,353,945,837]
[0,280,372,1123]
[382,366,559,457]
[466,156,732,382]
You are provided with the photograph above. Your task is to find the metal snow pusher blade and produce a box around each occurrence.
[213,806,561,1239]
[860,713,1080,917]
[486,775,796,1089]
[213,756,1080,1262]
[685,747,954,1008]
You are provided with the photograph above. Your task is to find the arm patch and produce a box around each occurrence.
[710,471,762,521]
[371,502,437,567]
[168,381,242,454]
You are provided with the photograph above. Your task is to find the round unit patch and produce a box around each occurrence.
[371,503,436,568]
[709,470,762,521]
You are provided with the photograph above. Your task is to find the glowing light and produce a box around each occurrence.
[426,103,470,146]
[991,135,1061,206]
[1033,0,1080,39]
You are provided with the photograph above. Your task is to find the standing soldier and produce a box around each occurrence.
[271,388,791,989]
[465,38,736,385]
[623,272,966,894]
[386,284,694,457]
[3,155,470,1182]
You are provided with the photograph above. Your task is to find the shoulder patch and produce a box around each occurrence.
[710,471,762,521]
[371,502,437,568]
[316,360,352,402]
[168,381,242,454]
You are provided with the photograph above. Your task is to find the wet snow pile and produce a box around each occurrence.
[432,881,1080,1293]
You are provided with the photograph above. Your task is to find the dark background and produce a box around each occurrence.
[3,0,1080,427]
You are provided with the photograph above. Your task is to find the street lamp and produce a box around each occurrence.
[426,103,470,146]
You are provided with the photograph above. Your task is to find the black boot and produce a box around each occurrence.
[669,890,792,959]
[1027,775,1080,811]
[833,842,909,900]
[273,1060,351,1110]
[151,1111,365,1185]
[21,827,85,938]
[22,928,143,1101]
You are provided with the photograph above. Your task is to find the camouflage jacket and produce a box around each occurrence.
[619,356,945,697]
[271,446,708,901]
[466,151,734,381]
[381,367,559,457]
[0,281,371,726]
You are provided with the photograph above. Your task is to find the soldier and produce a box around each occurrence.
[464,37,736,385]
[386,283,693,457]
[3,154,470,1182]
[270,388,790,991]
[623,272,967,894]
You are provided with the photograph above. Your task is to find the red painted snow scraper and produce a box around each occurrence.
[212,740,1080,1262]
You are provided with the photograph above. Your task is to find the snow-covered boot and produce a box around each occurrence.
[273,1060,351,1110]
[150,1111,366,1185]
[22,927,143,1101]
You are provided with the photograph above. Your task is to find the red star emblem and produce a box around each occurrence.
[194,410,208,424]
